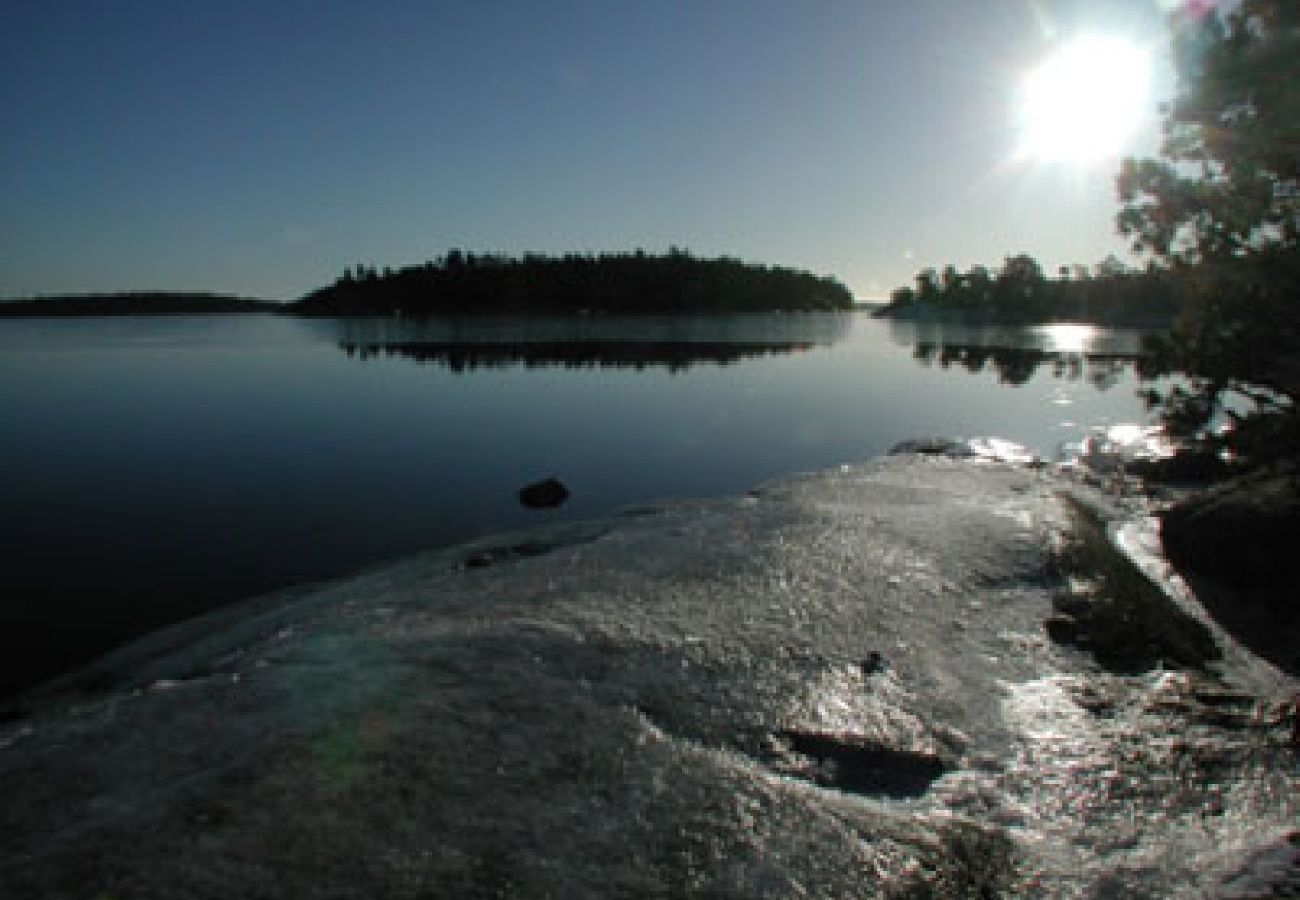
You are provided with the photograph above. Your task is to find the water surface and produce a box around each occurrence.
[0,312,1159,694]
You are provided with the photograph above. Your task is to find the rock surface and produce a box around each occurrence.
[1,456,1295,898]
[1160,463,1300,589]
[1159,463,1300,675]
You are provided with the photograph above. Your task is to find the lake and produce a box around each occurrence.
[0,312,1161,695]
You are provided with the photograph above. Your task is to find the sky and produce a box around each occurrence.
[1,1,1186,302]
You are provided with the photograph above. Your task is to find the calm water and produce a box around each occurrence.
[0,312,1159,694]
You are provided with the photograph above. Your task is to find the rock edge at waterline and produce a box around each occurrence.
[1,454,1295,898]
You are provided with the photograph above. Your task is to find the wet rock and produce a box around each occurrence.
[463,541,554,569]
[459,525,606,570]
[1049,496,1220,673]
[1212,831,1300,899]
[518,477,570,509]
[1159,465,1300,674]
[1068,680,1118,716]
[1160,463,1300,589]
[2,455,1293,899]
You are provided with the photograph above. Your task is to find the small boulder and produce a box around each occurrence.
[518,477,570,510]
[1160,464,1300,588]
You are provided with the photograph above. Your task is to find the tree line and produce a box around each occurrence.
[291,249,854,315]
[879,254,1183,327]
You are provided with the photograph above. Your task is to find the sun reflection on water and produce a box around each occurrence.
[1033,323,1098,354]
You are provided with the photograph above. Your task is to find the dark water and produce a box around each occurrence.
[0,313,1159,695]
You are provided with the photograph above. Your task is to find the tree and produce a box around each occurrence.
[966,265,994,307]
[991,253,1045,314]
[915,267,939,303]
[889,285,916,308]
[1093,254,1126,279]
[1117,0,1299,466]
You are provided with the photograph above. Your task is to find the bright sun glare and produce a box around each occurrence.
[1016,35,1152,166]
[1036,323,1096,353]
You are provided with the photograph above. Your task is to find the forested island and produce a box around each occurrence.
[0,291,277,316]
[291,250,854,315]
[875,254,1183,327]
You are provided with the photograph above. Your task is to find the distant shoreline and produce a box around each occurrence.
[2,253,857,318]
[0,292,281,316]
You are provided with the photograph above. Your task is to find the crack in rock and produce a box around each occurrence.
[766,729,952,798]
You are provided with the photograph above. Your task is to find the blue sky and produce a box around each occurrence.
[1,1,1178,301]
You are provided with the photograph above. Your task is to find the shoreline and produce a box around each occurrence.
[6,446,1288,710]
[1,518,614,719]
[3,452,1295,896]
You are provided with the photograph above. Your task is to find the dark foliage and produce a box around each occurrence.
[291,249,854,316]
[1117,0,1299,468]
[0,292,276,316]
[877,253,1184,326]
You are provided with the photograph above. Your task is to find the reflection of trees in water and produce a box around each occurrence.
[339,340,822,374]
[912,342,1137,389]
[1086,358,1128,392]
[884,316,1151,356]
[326,311,854,349]
[331,313,853,374]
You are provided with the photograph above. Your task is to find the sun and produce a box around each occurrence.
[1015,35,1153,166]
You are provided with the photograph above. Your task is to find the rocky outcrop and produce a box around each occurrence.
[1046,496,1221,674]
[1160,463,1300,589]
[1,456,1294,898]
[1159,463,1300,674]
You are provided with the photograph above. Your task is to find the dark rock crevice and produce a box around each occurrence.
[459,527,604,570]
[1157,463,1300,675]
[1046,496,1221,674]
[765,729,952,798]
